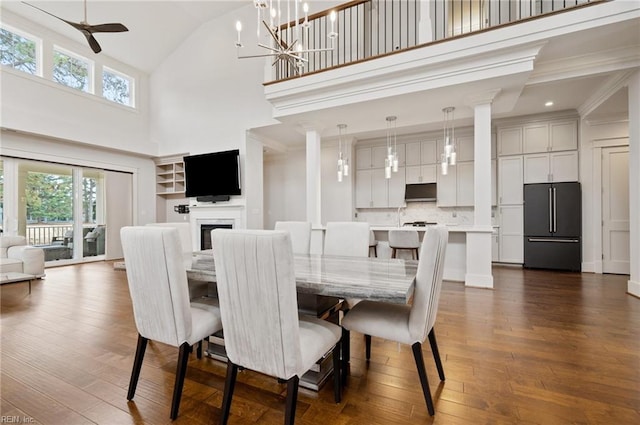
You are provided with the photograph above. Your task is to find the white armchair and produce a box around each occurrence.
[0,236,45,277]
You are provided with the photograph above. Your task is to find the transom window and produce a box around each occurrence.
[0,26,38,75]
[53,47,92,92]
[103,67,134,106]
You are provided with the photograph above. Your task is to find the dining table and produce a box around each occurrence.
[186,250,419,391]
[187,250,419,305]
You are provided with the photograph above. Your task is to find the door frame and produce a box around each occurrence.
[592,137,629,274]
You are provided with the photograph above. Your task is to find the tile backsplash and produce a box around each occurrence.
[356,203,497,226]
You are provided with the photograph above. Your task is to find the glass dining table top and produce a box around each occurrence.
[188,251,418,304]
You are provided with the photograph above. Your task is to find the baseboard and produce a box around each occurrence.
[627,279,640,298]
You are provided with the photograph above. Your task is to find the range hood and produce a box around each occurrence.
[405,183,437,202]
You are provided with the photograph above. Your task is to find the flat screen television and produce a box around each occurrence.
[184,149,241,198]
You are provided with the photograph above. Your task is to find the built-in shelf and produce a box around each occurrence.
[155,154,187,196]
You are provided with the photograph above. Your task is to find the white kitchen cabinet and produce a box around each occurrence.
[497,126,523,156]
[356,167,405,208]
[388,167,406,207]
[405,140,437,166]
[549,120,577,151]
[437,166,457,207]
[406,164,437,184]
[498,205,523,263]
[356,146,391,169]
[492,228,499,262]
[456,162,474,206]
[456,136,475,162]
[498,156,523,205]
[524,151,578,183]
[523,123,549,154]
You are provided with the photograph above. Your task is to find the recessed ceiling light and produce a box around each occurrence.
[545,101,554,107]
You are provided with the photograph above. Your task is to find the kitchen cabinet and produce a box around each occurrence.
[492,228,499,262]
[498,205,524,263]
[406,164,437,184]
[456,162,474,206]
[437,166,457,207]
[355,167,405,208]
[497,126,523,156]
[523,119,577,154]
[405,140,437,166]
[524,151,578,183]
[498,156,523,205]
[357,145,406,169]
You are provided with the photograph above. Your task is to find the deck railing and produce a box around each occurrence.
[273,0,599,81]
[25,224,96,246]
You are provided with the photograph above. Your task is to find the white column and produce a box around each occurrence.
[628,70,640,297]
[305,128,322,227]
[464,90,500,289]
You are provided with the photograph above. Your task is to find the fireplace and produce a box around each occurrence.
[198,219,234,250]
[200,222,233,250]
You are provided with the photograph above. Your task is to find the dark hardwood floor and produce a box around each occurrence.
[1,262,639,424]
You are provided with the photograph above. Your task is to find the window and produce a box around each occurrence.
[103,67,133,106]
[53,48,91,92]
[0,26,38,75]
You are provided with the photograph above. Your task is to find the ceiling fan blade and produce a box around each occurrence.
[87,23,129,33]
[22,1,83,30]
[81,31,102,54]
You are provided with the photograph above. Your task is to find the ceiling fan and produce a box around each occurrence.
[22,0,128,54]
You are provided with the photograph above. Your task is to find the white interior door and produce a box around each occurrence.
[602,146,630,275]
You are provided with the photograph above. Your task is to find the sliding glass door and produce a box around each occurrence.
[5,158,106,263]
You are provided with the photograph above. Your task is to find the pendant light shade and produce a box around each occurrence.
[441,107,457,175]
[337,124,349,182]
[385,116,399,179]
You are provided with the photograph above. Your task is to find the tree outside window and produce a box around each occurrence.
[53,49,90,92]
[0,27,37,75]
[103,68,132,106]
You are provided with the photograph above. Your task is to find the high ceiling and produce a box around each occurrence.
[2,1,637,149]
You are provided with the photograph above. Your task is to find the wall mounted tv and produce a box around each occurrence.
[184,149,241,198]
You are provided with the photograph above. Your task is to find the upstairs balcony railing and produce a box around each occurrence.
[273,0,600,81]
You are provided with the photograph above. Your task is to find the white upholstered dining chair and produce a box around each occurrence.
[146,222,209,300]
[120,226,223,420]
[341,225,448,416]
[274,221,312,254]
[211,229,342,425]
[323,222,370,258]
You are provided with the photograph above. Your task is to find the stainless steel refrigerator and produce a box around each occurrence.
[523,182,581,271]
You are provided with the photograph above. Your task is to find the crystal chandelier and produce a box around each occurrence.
[441,107,457,175]
[234,1,337,74]
[385,116,399,179]
[337,124,349,182]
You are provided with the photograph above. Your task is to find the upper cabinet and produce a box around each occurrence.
[357,145,406,169]
[499,118,578,156]
[405,140,437,166]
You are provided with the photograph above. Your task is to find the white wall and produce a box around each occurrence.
[0,10,153,155]
[264,150,307,229]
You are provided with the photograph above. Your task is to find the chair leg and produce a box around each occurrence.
[127,334,148,401]
[341,327,350,386]
[284,376,300,425]
[220,361,239,425]
[415,248,419,260]
[365,334,372,360]
[411,342,435,416]
[332,343,341,403]
[391,248,397,258]
[428,328,445,381]
[170,342,191,420]
[197,340,203,359]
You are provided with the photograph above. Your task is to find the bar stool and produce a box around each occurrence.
[389,229,420,260]
[369,230,378,257]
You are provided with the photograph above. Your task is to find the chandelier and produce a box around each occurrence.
[441,107,457,175]
[234,1,338,74]
[385,116,399,179]
[337,124,349,182]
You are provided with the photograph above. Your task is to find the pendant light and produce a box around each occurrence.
[337,124,349,182]
[441,107,457,175]
[385,116,399,179]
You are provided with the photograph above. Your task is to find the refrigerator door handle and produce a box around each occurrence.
[553,187,557,233]
[548,187,553,233]
[528,238,579,243]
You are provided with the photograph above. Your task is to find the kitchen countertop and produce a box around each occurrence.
[370,224,498,233]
